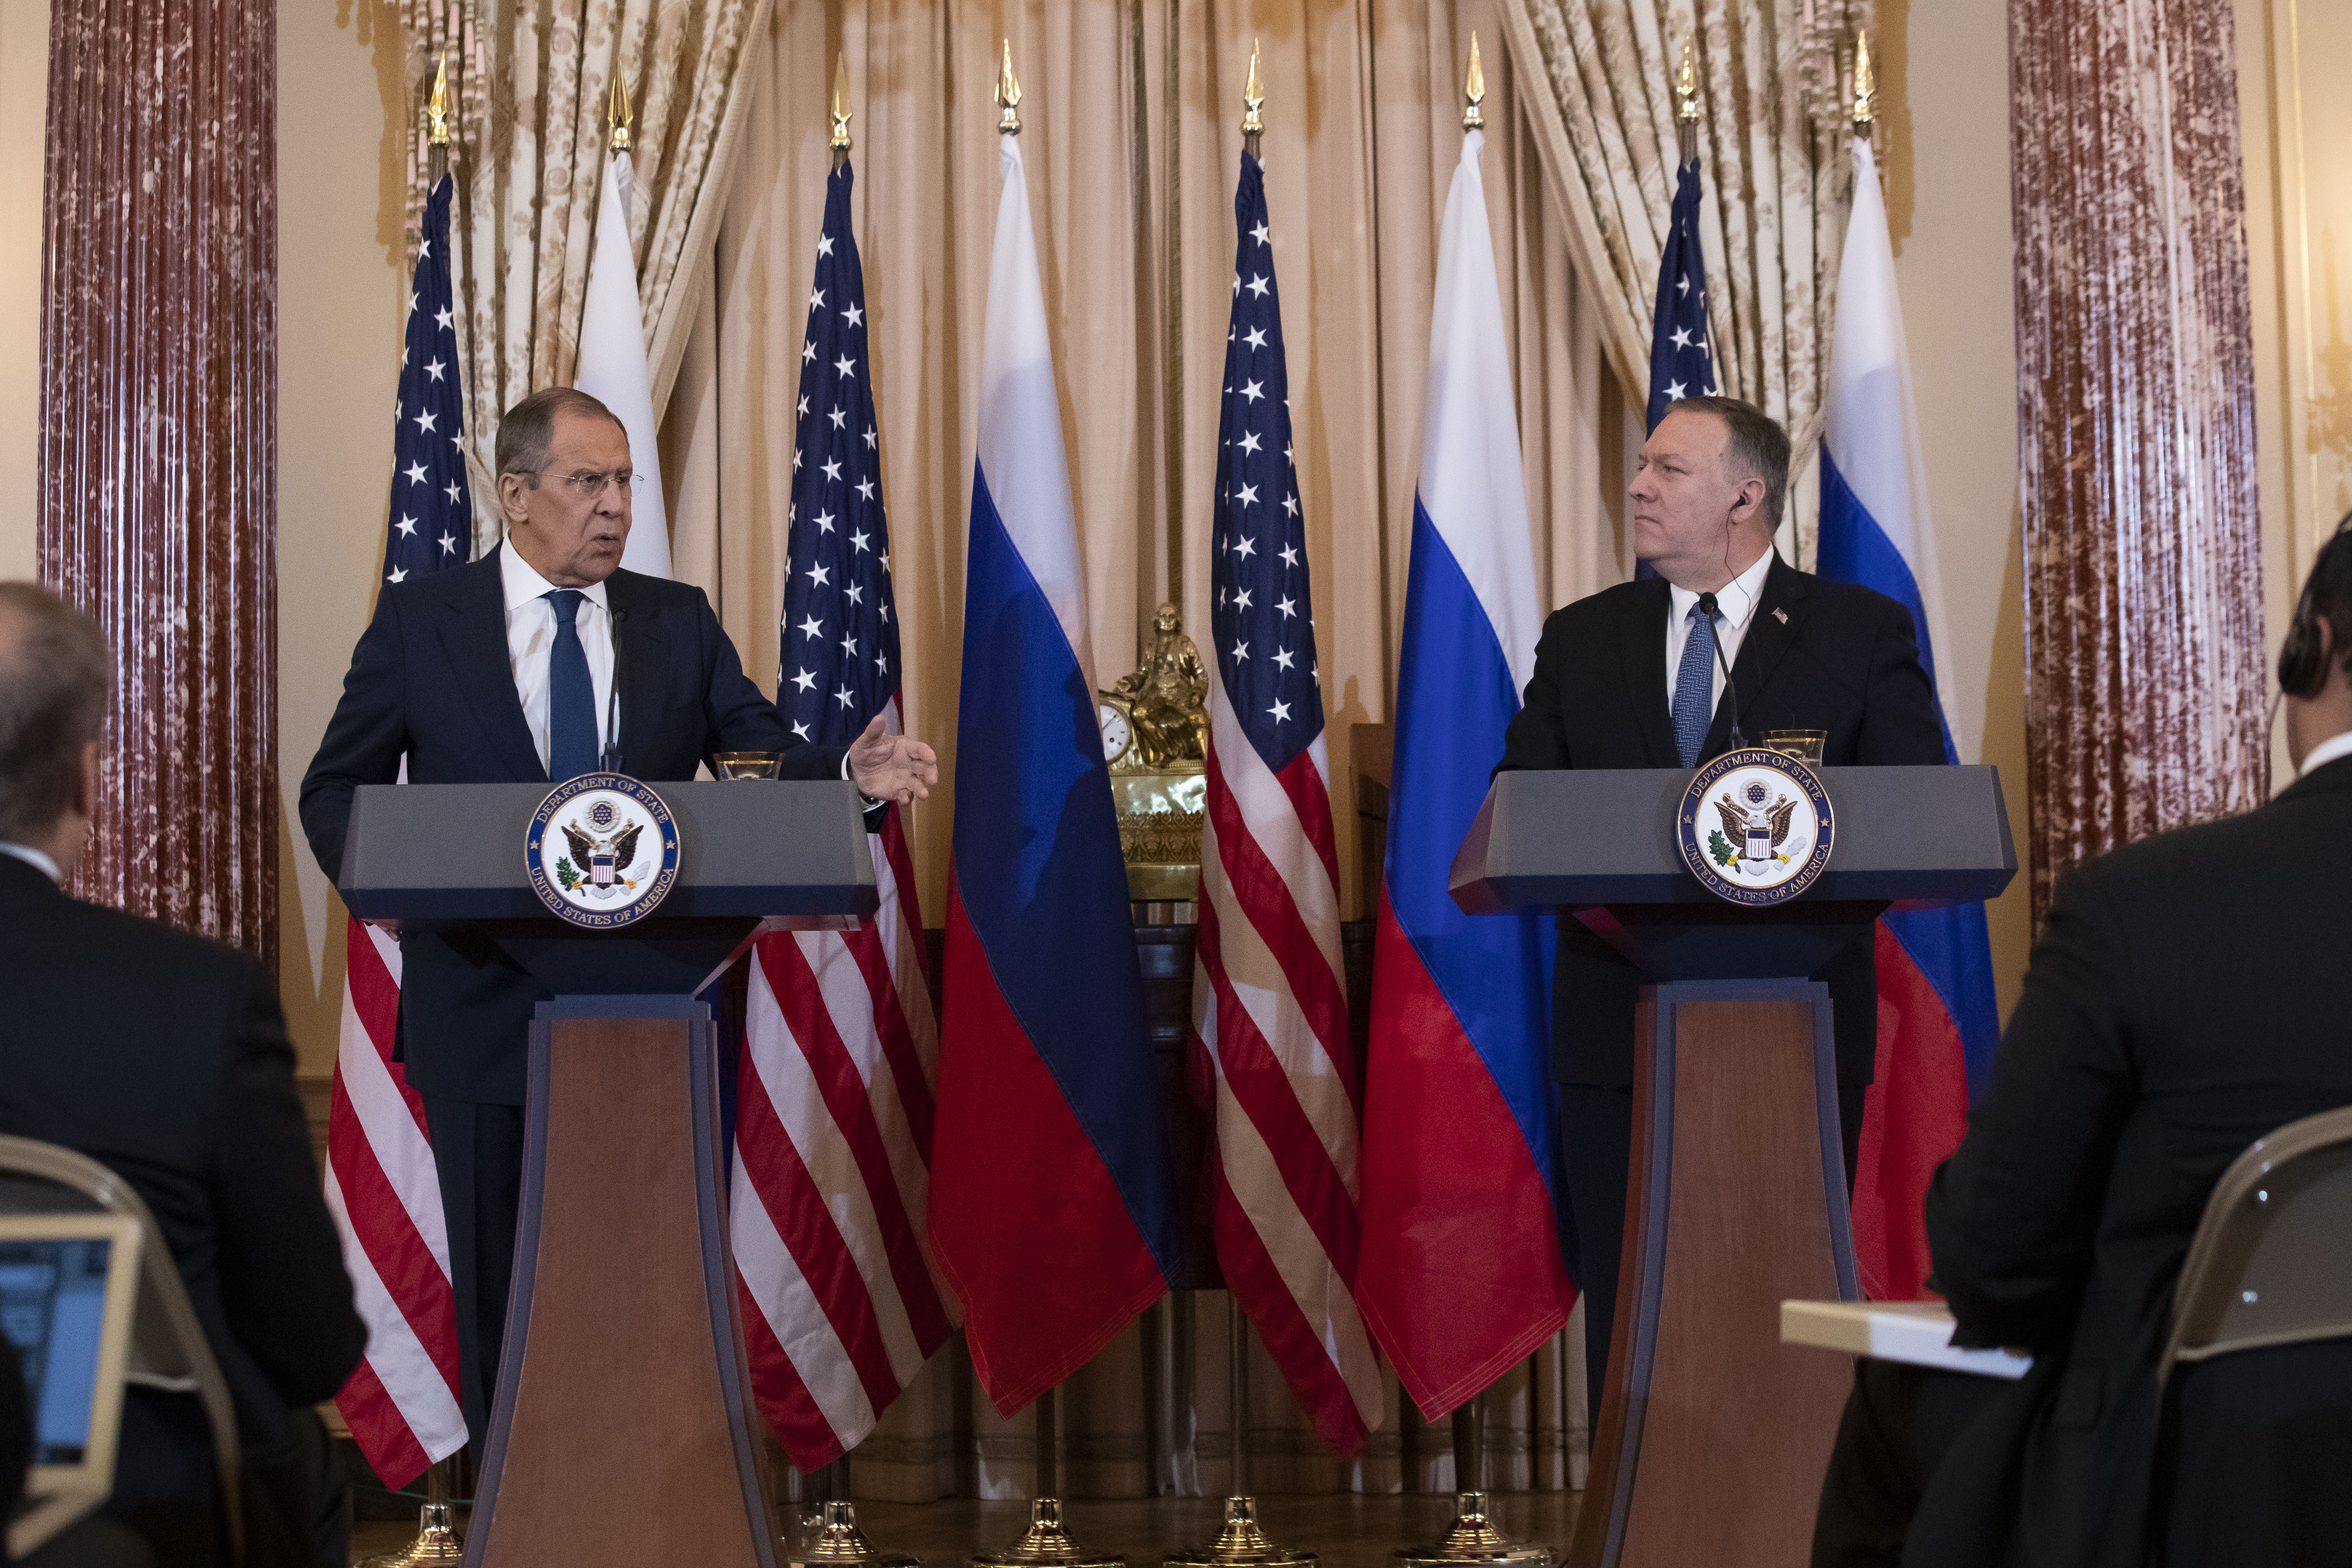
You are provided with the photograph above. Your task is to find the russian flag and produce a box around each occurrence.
[1354,126,1574,1417]
[1817,137,2001,1301]
[929,127,1184,1413]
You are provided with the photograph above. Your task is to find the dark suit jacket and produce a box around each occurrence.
[298,546,848,1106]
[1904,755,2352,1568]
[1496,554,1947,1086]
[0,854,364,1551]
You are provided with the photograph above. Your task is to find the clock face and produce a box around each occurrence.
[1097,702,1131,763]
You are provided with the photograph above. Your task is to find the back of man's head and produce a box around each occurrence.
[1666,394,1791,528]
[0,584,110,848]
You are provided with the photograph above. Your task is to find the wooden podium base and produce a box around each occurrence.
[466,997,777,1568]
[1569,980,1861,1568]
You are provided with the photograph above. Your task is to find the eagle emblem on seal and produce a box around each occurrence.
[1714,788,1800,873]
[561,813,645,891]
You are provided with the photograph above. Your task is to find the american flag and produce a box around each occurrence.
[322,173,468,1487]
[727,159,958,1470]
[1189,153,1381,1455]
[1646,155,1718,431]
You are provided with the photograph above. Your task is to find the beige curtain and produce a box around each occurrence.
[1497,0,1865,557]
[664,0,1631,1499]
[396,0,770,552]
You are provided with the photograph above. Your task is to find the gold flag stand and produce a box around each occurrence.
[784,1458,920,1568]
[1162,1297,1317,1568]
[970,1387,1125,1568]
[359,1458,466,1568]
[1389,1395,1552,1568]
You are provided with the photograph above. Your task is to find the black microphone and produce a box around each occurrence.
[600,606,626,773]
[1696,591,1747,752]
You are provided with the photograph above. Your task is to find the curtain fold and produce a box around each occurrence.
[1497,0,1865,557]
[394,0,765,553]
[666,0,1624,1499]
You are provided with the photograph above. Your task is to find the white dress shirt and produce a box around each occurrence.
[0,842,62,882]
[501,542,616,772]
[1665,546,1776,715]
[2299,728,2352,779]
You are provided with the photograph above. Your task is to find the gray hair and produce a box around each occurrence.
[1666,394,1791,528]
[495,386,626,485]
[0,583,110,845]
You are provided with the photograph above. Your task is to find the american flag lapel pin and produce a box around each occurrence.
[1772,606,1788,624]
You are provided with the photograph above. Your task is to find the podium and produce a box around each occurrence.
[1450,766,2014,1568]
[339,780,880,1568]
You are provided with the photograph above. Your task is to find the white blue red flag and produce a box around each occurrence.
[573,144,673,577]
[930,130,1183,1414]
[726,159,957,1468]
[1355,128,1573,1416]
[1189,153,1380,1455]
[1818,139,1999,1300]
[324,173,469,1485]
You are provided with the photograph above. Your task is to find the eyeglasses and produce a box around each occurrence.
[533,468,645,500]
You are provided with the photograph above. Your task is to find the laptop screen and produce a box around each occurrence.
[0,1237,114,1468]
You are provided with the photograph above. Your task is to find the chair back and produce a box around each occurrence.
[0,1135,245,1559]
[2160,1105,2352,1387]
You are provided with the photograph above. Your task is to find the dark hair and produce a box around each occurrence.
[2279,512,2352,698]
[495,387,626,485]
[0,583,110,845]
[1664,394,1791,527]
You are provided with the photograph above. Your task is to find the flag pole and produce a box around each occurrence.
[832,53,853,172]
[1675,37,1699,165]
[1851,31,1877,148]
[1162,48,1320,1568]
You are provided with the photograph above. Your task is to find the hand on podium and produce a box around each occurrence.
[847,714,940,805]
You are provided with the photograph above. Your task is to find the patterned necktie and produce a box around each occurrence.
[1672,600,1717,769]
[544,588,600,781]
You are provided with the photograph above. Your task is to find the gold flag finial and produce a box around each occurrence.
[1675,37,1700,124]
[1462,32,1486,131]
[1851,32,1877,133]
[607,74,632,153]
[1242,38,1265,139]
[831,54,853,153]
[996,40,1022,135]
[426,55,452,147]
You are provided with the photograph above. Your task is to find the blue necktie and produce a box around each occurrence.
[1672,600,1717,769]
[544,588,600,781]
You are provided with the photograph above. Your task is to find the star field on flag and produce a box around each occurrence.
[1210,159,1320,777]
[383,175,472,586]
[1646,156,1718,432]
[777,165,898,745]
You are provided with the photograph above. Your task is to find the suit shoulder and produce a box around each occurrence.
[610,568,707,610]
[46,897,266,997]
[1802,574,1911,626]
[1540,579,1653,640]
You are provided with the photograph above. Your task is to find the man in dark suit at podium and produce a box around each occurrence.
[1496,395,1946,1406]
[300,388,937,1440]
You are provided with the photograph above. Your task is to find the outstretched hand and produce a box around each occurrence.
[846,714,940,806]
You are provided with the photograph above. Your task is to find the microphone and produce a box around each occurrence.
[1696,591,1747,752]
[600,606,626,773]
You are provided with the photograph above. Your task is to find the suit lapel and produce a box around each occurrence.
[437,545,548,782]
[1702,554,1809,757]
[603,570,669,777]
[1618,577,1680,768]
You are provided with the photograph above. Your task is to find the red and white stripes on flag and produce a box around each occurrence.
[1193,710,1385,1454]
[730,715,960,1470]
[321,918,466,1487]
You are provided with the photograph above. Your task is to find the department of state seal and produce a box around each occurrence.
[1676,749,1834,907]
[524,773,681,928]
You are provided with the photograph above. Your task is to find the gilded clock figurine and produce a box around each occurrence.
[1099,603,1209,900]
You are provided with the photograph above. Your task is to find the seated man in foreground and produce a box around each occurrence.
[0,584,366,1568]
[1811,532,2352,1567]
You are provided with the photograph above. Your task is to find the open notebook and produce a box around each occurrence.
[2,1212,142,1559]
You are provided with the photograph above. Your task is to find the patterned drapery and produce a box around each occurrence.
[1497,0,1867,555]
[38,0,279,962]
[2010,0,2267,915]
[392,0,766,554]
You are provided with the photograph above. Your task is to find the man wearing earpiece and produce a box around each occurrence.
[1495,394,1947,1412]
